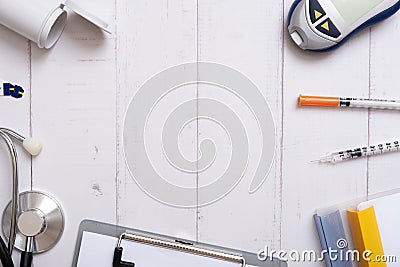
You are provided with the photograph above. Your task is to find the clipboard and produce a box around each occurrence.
[72,220,287,267]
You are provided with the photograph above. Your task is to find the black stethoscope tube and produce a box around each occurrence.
[0,235,33,267]
[0,128,35,267]
[0,236,14,267]
[20,236,33,267]
[0,129,19,254]
[20,251,33,267]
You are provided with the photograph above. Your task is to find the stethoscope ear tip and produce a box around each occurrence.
[22,138,43,156]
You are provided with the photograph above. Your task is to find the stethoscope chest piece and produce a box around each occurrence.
[2,191,64,253]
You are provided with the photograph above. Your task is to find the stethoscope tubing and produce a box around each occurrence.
[0,128,47,267]
[0,128,25,143]
[0,236,13,267]
[0,129,19,255]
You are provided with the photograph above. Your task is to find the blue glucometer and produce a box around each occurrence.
[288,0,400,51]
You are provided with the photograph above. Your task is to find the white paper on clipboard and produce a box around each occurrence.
[77,232,257,267]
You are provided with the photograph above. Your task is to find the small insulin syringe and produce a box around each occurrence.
[319,141,400,163]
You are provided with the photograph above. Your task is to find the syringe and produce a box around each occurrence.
[299,94,400,110]
[319,141,400,163]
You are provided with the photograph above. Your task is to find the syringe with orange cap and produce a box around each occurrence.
[299,94,400,110]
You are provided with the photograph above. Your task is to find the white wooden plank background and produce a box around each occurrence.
[0,0,399,266]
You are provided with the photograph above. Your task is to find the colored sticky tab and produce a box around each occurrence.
[347,206,386,267]
[314,211,352,267]
[358,194,400,267]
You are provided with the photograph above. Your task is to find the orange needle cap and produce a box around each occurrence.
[298,94,340,107]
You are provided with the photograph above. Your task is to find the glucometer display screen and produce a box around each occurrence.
[331,0,385,24]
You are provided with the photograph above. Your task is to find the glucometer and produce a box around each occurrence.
[288,0,400,51]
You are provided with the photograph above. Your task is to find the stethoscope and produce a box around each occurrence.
[0,128,64,267]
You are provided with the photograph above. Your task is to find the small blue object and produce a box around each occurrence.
[3,83,24,99]
[288,0,400,51]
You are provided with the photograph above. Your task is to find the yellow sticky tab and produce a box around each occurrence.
[9,87,14,91]
[347,206,386,267]
[314,10,323,20]
[18,91,23,95]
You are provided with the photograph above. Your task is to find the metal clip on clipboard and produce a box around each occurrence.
[73,220,287,267]
[113,232,246,267]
